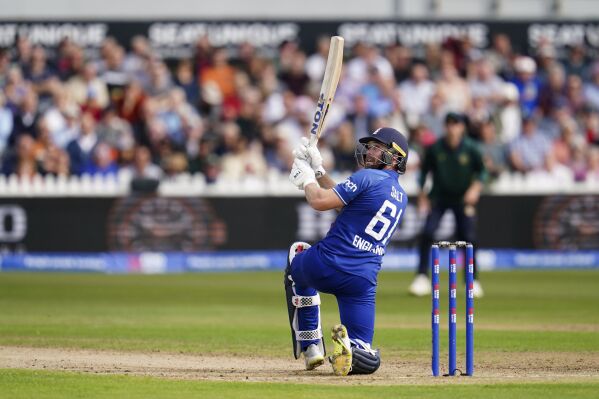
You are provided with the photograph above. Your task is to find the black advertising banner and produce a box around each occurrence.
[2,20,599,60]
[0,194,597,252]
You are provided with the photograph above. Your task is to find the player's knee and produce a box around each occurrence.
[350,347,381,375]
[288,242,311,266]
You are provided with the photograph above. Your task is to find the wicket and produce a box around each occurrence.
[431,241,474,377]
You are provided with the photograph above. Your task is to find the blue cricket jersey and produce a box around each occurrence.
[315,168,408,284]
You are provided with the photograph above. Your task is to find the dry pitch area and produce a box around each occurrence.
[1,346,598,385]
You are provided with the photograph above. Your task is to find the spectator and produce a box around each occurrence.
[582,107,599,146]
[486,33,514,79]
[219,122,267,181]
[468,58,505,107]
[510,56,541,117]
[399,63,435,121]
[330,121,357,172]
[0,93,13,156]
[564,44,589,78]
[146,60,173,98]
[10,88,40,144]
[385,44,413,83]
[200,48,236,101]
[66,111,99,175]
[2,134,41,177]
[24,46,57,97]
[509,116,553,173]
[587,147,599,181]
[583,62,599,111]
[479,118,508,180]
[346,94,375,141]
[65,61,110,112]
[174,59,200,107]
[126,145,162,179]
[279,50,310,96]
[305,36,330,83]
[497,83,522,143]
[538,64,567,116]
[97,106,135,155]
[436,57,472,114]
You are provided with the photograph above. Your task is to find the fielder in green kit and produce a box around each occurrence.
[409,112,487,298]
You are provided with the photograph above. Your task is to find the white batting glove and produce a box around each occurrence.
[289,158,317,190]
[292,137,326,178]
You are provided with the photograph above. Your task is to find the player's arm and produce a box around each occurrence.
[464,145,487,205]
[304,182,344,211]
[316,173,336,189]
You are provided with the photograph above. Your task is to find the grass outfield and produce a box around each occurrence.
[1,270,598,398]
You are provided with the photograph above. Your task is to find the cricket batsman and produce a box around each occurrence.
[285,127,409,376]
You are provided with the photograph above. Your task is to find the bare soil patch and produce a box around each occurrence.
[1,346,598,385]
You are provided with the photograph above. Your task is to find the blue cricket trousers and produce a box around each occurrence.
[290,245,377,350]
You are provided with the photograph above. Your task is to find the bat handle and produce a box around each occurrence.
[309,134,318,147]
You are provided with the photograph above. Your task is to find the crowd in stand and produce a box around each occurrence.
[1,33,599,186]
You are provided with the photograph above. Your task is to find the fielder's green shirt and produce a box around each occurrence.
[419,137,487,205]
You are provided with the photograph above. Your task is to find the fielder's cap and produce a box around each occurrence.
[359,127,409,158]
[445,112,465,124]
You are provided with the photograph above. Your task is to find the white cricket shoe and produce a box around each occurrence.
[472,280,484,298]
[303,344,325,370]
[408,274,431,297]
[329,324,352,376]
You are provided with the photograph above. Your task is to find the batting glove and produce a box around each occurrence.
[289,158,317,190]
[292,137,326,178]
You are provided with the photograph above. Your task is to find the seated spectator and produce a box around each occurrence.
[279,50,309,96]
[582,107,599,146]
[219,122,267,181]
[10,88,40,145]
[97,106,135,156]
[583,62,599,111]
[538,64,567,116]
[497,83,522,144]
[42,88,79,148]
[510,56,541,117]
[66,111,99,175]
[361,66,394,118]
[65,61,110,113]
[98,40,129,100]
[305,36,330,83]
[2,134,42,177]
[146,60,173,98]
[83,142,118,176]
[437,59,471,113]
[174,59,200,108]
[479,119,508,180]
[3,66,29,110]
[346,94,376,141]
[24,45,57,96]
[468,58,505,107]
[587,147,599,181]
[330,121,357,173]
[399,63,435,121]
[509,116,552,173]
[126,145,162,180]
[0,92,13,156]
[200,48,236,101]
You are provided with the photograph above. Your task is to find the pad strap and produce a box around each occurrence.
[292,294,321,308]
[295,328,323,341]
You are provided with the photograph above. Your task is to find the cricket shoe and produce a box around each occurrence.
[329,324,352,376]
[303,344,325,370]
[408,274,431,297]
[472,280,484,298]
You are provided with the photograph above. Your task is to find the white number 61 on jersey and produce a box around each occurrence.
[364,200,402,244]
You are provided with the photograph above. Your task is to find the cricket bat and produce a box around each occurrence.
[309,35,344,146]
